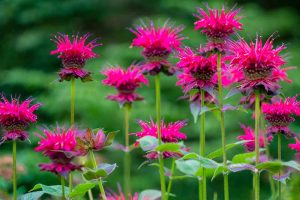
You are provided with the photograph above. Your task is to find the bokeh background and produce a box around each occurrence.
[0,0,300,199]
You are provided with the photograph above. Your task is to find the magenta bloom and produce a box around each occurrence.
[194,6,242,52]
[289,138,300,152]
[229,35,291,94]
[35,126,81,175]
[102,66,148,105]
[0,97,40,142]
[51,33,101,82]
[237,124,272,152]
[262,96,300,137]
[107,185,138,200]
[130,21,184,75]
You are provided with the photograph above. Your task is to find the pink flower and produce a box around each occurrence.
[237,124,272,152]
[262,96,300,137]
[229,35,291,94]
[194,5,242,52]
[102,66,148,105]
[0,96,40,142]
[107,185,139,200]
[76,128,108,155]
[130,21,184,75]
[289,138,300,152]
[35,126,81,175]
[51,33,101,82]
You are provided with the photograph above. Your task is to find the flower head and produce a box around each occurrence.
[229,35,291,94]
[35,126,81,175]
[237,124,272,152]
[102,66,148,105]
[76,128,109,155]
[51,33,101,82]
[262,96,300,137]
[107,185,138,200]
[194,5,242,52]
[289,138,300,152]
[0,96,40,142]
[130,21,184,75]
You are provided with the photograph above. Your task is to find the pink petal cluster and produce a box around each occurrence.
[262,96,300,137]
[0,97,40,142]
[107,185,139,200]
[237,124,272,152]
[229,35,291,94]
[130,21,184,75]
[35,126,81,175]
[102,66,148,105]
[289,138,300,152]
[194,6,242,52]
[51,33,101,82]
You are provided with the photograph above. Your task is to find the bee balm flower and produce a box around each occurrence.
[51,33,101,82]
[194,5,242,52]
[130,21,184,75]
[102,66,148,105]
[229,35,291,95]
[237,124,272,152]
[262,96,300,138]
[35,126,81,175]
[0,97,40,142]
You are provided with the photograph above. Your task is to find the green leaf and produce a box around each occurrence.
[210,165,228,180]
[232,152,256,164]
[68,183,96,198]
[182,152,199,160]
[176,160,200,176]
[207,141,247,159]
[29,184,69,196]
[138,136,158,151]
[139,189,161,200]
[18,191,44,200]
[104,131,118,146]
[197,156,220,169]
[255,160,300,173]
[154,143,181,153]
[83,169,108,180]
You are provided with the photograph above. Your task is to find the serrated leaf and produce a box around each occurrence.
[176,160,200,176]
[139,189,161,200]
[18,191,44,200]
[207,141,247,159]
[138,136,158,151]
[68,182,96,198]
[154,143,181,153]
[29,184,69,196]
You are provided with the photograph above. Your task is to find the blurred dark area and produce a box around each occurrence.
[0,0,300,199]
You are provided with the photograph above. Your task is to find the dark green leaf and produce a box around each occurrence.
[207,141,247,159]
[69,183,96,198]
[232,152,256,164]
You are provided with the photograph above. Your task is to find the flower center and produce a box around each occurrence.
[191,66,216,81]
[62,51,86,68]
[243,64,273,80]
[265,114,294,127]
[143,46,171,62]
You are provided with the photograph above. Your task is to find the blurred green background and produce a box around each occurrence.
[0,0,300,199]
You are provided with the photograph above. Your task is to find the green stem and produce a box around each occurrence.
[166,158,176,200]
[124,103,131,198]
[61,176,65,200]
[155,74,167,200]
[261,115,276,198]
[254,91,261,200]
[88,190,93,200]
[278,133,282,200]
[12,140,17,200]
[90,151,107,200]
[199,89,206,200]
[217,52,229,200]
[69,77,75,192]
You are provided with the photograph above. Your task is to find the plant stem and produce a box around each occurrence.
[217,52,229,200]
[124,103,131,198]
[61,175,65,200]
[155,74,167,200]
[12,140,17,200]
[166,158,176,200]
[254,91,261,200]
[199,89,206,200]
[278,133,282,200]
[261,115,276,198]
[88,190,93,200]
[69,77,75,192]
[90,150,107,200]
